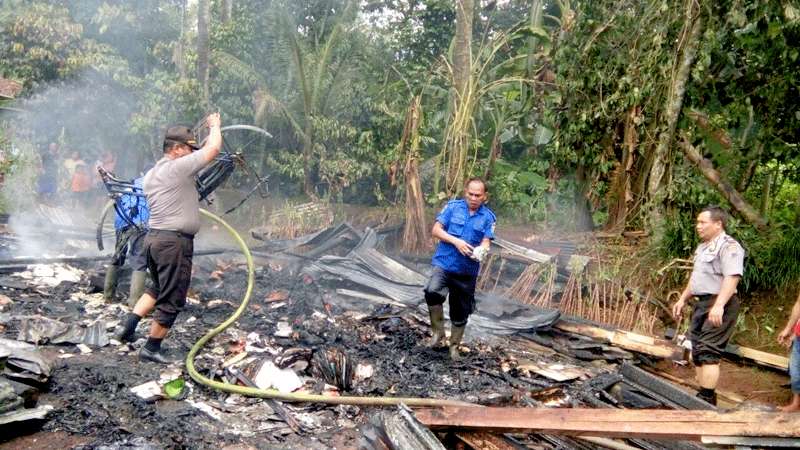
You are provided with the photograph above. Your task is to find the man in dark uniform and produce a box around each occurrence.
[424,177,496,360]
[114,113,222,364]
[671,205,745,405]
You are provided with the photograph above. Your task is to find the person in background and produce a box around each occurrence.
[62,150,80,191]
[70,158,92,207]
[104,176,149,308]
[777,291,800,412]
[671,206,745,406]
[36,142,60,203]
[423,177,496,360]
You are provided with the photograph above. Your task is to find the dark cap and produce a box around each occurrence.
[164,125,199,150]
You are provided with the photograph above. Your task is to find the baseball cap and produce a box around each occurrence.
[164,125,199,150]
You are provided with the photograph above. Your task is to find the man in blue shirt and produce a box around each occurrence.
[425,177,496,360]
[104,177,150,307]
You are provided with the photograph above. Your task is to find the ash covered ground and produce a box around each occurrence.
[0,251,555,449]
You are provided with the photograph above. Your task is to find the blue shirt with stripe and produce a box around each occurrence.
[114,177,150,230]
[431,199,496,276]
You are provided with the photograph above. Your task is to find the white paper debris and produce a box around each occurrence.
[254,361,303,393]
[274,322,292,338]
[130,381,163,401]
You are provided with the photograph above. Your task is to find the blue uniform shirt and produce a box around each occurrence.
[114,177,150,230]
[431,199,496,276]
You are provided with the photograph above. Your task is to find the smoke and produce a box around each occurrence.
[2,70,140,258]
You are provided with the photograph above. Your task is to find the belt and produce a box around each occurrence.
[694,294,715,301]
[149,228,194,240]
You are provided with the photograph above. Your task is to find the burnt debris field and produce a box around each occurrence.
[1,215,799,450]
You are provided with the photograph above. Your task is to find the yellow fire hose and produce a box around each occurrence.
[187,209,473,407]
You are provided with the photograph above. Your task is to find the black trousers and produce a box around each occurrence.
[424,266,476,327]
[689,294,740,365]
[143,229,194,328]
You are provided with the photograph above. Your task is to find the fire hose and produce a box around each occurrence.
[187,208,473,407]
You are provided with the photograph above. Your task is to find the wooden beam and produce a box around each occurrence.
[726,343,789,371]
[554,320,682,359]
[414,407,800,440]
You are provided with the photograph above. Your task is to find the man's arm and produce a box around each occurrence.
[672,284,694,320]
[197,113,222,165]
[778,292,800,347]
[708,275,740,327]
[432,221,473,256]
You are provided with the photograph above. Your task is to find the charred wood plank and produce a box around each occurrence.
[413,407,800,440]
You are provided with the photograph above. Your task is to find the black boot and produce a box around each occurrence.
[139,337,178,364]
[697,388,717,406]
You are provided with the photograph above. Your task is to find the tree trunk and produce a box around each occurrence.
[221,0,233,23]
[174,0,189,79]
[737,142,762,192]
[760,171,773,217]
[401,96,429,253]
[604,106,638,231]
[573,153,594,231]
[484,133,501,181]
[453,0,473,98]
[444,0,474,193]
[647,0,702,231]
[197,0,210,106]
[678,133,767,229]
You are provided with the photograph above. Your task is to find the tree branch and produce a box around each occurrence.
[678,132,767,229]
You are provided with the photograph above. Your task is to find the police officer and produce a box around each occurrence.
[424,177,496,360]
[103,176,149,307]
[114,113,222,364]
[671,205,745,405]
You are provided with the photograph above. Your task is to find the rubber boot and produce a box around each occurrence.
[697,388,717,406]
[449,325,466,360]
[128,270,147,308]
[427,304,446,348]
[103,265,119,301]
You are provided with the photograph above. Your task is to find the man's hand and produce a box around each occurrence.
[453,238,474,257]
[708,302,725,327]
[206,112,221,128]
[672,298,686,320]
[778,326,794,348]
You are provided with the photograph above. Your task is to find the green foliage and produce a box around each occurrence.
[490,158,549,221]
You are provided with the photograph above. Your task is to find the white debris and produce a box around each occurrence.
[186,400,222,420]
[355,363,374,382]
[274,321,292,338]
[0,294,13,311]
[76,344,92,354]
[130,381,163,402]
[16,263,82,287]
[254,361,303,393]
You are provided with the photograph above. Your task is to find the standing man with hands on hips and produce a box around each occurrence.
[424,177,496,360]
